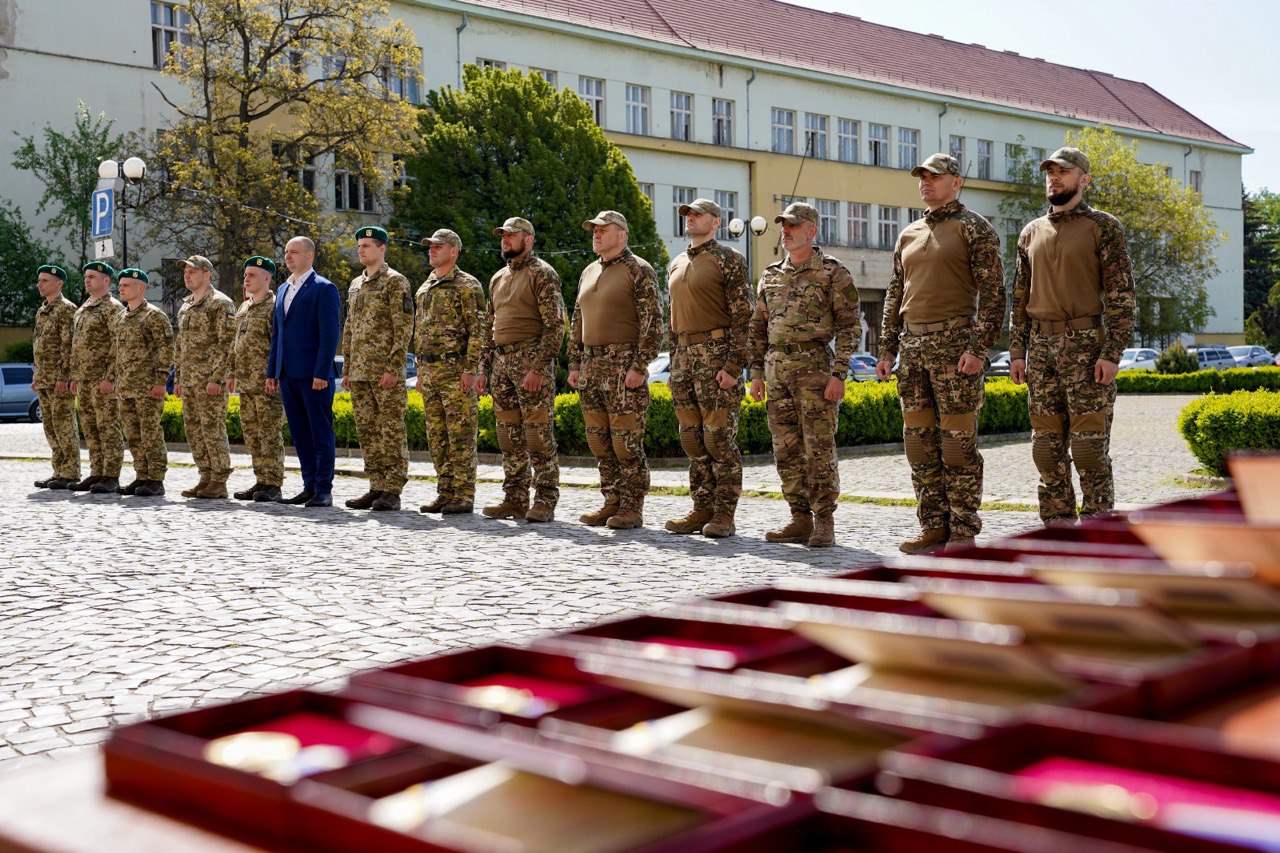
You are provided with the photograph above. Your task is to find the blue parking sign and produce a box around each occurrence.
[91,189,114,239]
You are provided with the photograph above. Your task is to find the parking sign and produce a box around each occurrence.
[91,189,114,240]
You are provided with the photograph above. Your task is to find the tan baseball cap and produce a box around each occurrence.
[678,198,721,218]
[182,255,214,272]
[422,228,462,249]
[911,153,962,178]
[1039,146,1090,174]
[582,210,628,231]
[774,202,819,226]
[492,217,535,236]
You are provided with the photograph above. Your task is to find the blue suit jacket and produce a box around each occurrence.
[267,271,341,380]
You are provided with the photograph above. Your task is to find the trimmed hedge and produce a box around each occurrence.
[160,379,1030,456]
[1179,390,1280,476]
[1117,367,1280,394]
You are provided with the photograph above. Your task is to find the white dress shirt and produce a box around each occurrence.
[282,268,313,315]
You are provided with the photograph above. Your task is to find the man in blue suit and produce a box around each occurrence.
[266,236,341,507]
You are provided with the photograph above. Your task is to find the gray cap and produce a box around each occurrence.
[423,228,462,249]
[182,255,214,272]
[678,198,722,218]
[774,202,819,226]
[582,210,628,231]
[492,217,535,236]
[1039,146,1090,174]
[911,153,962,178]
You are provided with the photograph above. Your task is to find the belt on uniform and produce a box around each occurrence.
[1032,315,1102,335]
[902,316,973,335]
[583,342,635,352]
[417,352,462,364]
[494,338,537,354]
[770,341,828,355]
[675,328,728,345]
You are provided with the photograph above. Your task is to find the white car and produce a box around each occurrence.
[1229,345,1274,368]
[1118,347,1159,371]
[647,352,671,385]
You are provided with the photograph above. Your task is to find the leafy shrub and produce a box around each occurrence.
[3,340,33,362]
[1117,368,1280,394]
[1156,342,1198,374]
[1179,390,1280,475]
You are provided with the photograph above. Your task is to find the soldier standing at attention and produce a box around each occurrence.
[663,199,751,538]
[104,268,174,497]
[1009,147,1135,524]
[567,211,662,530]
[69,261,124,494]
[229,256,286,503]
[415,229,485,515]
[475,217,565,523]
[175,255,236,500]
[31,264,80,489]
[748,202,860,548]
[340,226,414,512]
[878,154,1005,553]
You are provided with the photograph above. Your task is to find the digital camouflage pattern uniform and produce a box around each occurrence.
[880,199,1005,539]
[176,287,237,484]
[230,292,284,488]
[667,239,752,519]
[479,252,565,512]
[569,248,663,515]
[748,248,861,519]
[71,293,125,480]
[33,294,80,481]
[414,266,485,505]
[109,301,174,483]
[341,263,414,496]
[1011,202,1136,523]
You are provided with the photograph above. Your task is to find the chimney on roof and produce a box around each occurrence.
[1004,50,1020,56]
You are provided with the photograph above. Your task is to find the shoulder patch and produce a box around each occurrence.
[402,293,414,314]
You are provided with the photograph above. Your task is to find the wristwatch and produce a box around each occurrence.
[832,371,848,380]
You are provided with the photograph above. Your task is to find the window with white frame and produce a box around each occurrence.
[771,108,795,154]
[1031,147,1045,166]
[638,183,654,206]
[531,68,557,87]
[670,91,693,142]
[476,58,506,70]
[151,1,191,69]
[382,49,422,104]
[1002,218,1023,247]
[837,118,859,163]
[272,143,316,195]
[869,123,890,166]
[579,76,605,125]
[334,165,374,213]
[816,199,838,244]
[949,135,965,170]
[674,186,696,237]
[805,113,828,159]
[1189,170,1203,194]
[976,140,992,180]
[625,84,651,135]
[1005,143,1020,181]
[715,190,738,240]
[712,98,734,146]
[847,202,869,247]
[877,206,901,249]
[908,208,926,223]
[898,128,920,170]
[392,157,413,191]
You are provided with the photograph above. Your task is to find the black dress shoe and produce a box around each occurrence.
[304,491,332,507]
[280,490,314,505]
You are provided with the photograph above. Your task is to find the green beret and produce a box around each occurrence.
[243,255,278,274]
[117,267,150,285]
[37,264,67,282]
[82,261,116,279]
[356,226,389,244]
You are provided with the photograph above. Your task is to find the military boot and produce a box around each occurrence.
[69,476,100,492]
[345,489,381,510]
[196,481,229,499]
[34,477,54,488]
[233,482,265,501]
[808,514,835,548]
[483,498,527,520]
[899,528,949,555]
[371,492,401,512]
[46,478,74,490]
[765,513,813,543]
[182,474,210,498]
[441,501,473,515]
[117,479,140,495]
[702,512,736,539]
[579,501,620,527]
[253,485,282,503]
[946,536,976,549]
[90,477,119,494]
[524,502,554,523]
[665,508,713,535]
[419,494,450,513]
[606,509,643,529]
[134,480,166,497]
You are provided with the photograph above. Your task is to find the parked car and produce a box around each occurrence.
[334,354,420,391]
[1229,345,1274,368]
[849,351,878,382]
[0,363,39,422]
[647,352,671,385]
[1118,347,1159,371]
[1188,345,1237,371]
[987,351,1011,377]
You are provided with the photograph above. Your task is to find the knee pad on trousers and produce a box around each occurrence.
[904,432,933,465]
[611,433,636,461]
[609,412,639,461]
[1070,434,1106,472]
[583,409,610,457]
[524,423,547,454]
[586,430,610,457]
[1031,432,1061,476]
[495,408,521,454]
[941,434,978,468]
[678,426,706,459]
[703,429,734,463]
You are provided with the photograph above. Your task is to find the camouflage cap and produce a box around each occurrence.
[1039,147,1090,174]
[582,210,628,231]
[117,267,150,285]
[182,255,214,272]
[492,217,535,236]
[243,255,278,274]
[423,228,462,249]
[37,264,67,282]
[83,261,116,279]
[678,198,722,218]
[911,153,962,178]
[774,202,819,226]
[356,225,389,244]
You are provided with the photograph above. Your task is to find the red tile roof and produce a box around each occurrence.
[462,0,1246,149]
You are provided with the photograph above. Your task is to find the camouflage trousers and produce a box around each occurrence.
[37,388,80,480]
[1027,326,1117,523]
[119,396,167,481]
[420,364,478,504]
[350,380,409,494]
[184,389,232,481]
[671,340,743,514]
[76,383,122,477]
[897,325,985,539]
[764,348,840,517]
[580,344,650,512]
[239,391,284,487]
[489,340,559,509]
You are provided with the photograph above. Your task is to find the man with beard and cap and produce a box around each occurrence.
[1009,146,1136,524]
[69,261,125,494]
[878,153,1005,553]
[30,264,80,489]
[475,217,565,523]
[228,256,285,503]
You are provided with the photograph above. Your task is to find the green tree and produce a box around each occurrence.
[1000,126,1222,348]
[0,201,56,325]
[1243,188,1280,349]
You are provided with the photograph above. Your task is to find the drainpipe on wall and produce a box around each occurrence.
[456,13,469,87]
[1183,145,1193,182]
[746,68,757,275]
[937,102,949,153]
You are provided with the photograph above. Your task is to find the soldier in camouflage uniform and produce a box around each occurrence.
[175,255,236,499]
[340,226,414,512]
[228,256,285,503]
[414,229,485,515]
[69,261,124,494]
[663,198,752,538]
[1010,147,1136,524]
[879,154,1006,553]
[476,217,565,523]
[568,211,663,529]
[105,268,174,497]
[31,264,80,489]
[748,202,861,548]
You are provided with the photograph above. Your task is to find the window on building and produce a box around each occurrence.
[625,84,651,135]
[382,49,423,104]
[1164,165,1174,178]
[847,202,869,247]
[1005,143,1021,181]
[334,165,374,213]
[977,139,992,180]
[531,68,557,87]
[578,76,605,125]
[391,157,415,191]
[908,208,926,223]
[869,123,890,166]
[949,135,965,170]
[674,186,696,237]
[771,108,795,154]
[1002,217,1023,248]
[670,91,693,141]
[898,128,920,170]
[1030,147,1045,165]
[816,199,838,244]
[272,143,316,195]
[151,1,191,69]
[715,190,738,240]
[476,58,506,70]
[837,119,859,164]
[878,206,901,249]
[805,113,829,159]
[712,98,734,146]
[638,182,654,205]
[1189,170,1203,194]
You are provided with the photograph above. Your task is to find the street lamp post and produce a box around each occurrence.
[97,156,147,268]
[727,215,768,276]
